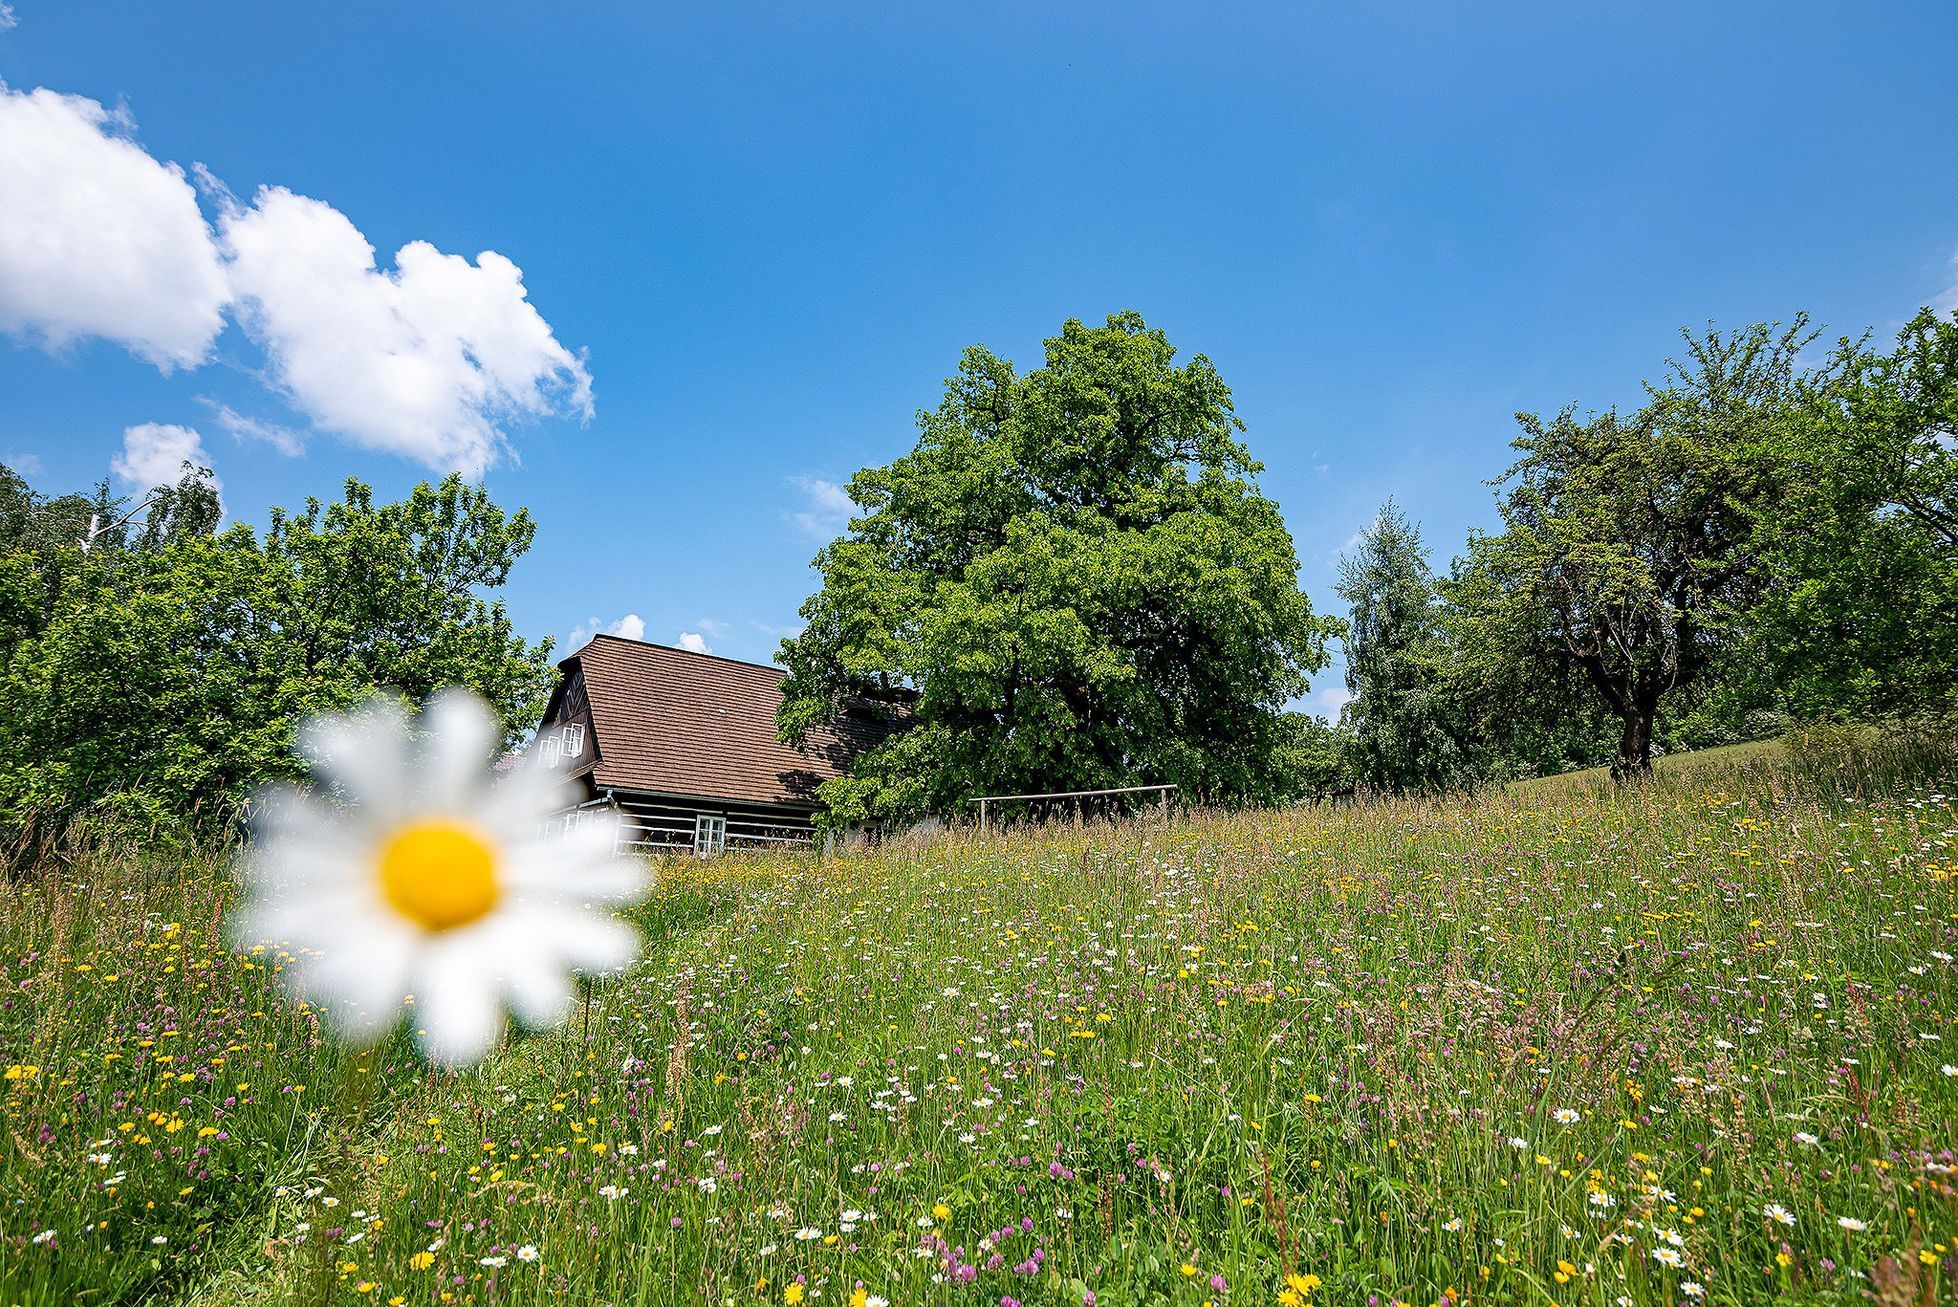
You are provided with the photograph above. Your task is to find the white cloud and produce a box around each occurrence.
[0,5,18,32]
[569,613,645,647]
[1934,247,1958,315]
[1326,529,1366,568]
[749,617,804,641]
[788,475,855,537]
[0,83,229,369]
[205,400,304,456]
[1309,683,1354,722]
[0,80,592,475]
[676,631,710,655]
[218,186,593,476]
[112,422,218,493]
[3,450,41,476]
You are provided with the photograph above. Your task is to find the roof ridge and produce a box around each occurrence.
[574,632,787,676]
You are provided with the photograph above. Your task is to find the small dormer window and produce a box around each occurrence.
[561,724,586,756]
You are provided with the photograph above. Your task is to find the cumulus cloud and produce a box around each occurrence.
[789,475,855,537]
[0,82,590,476]
[0,83,229,369]
[0,5,18,32]
[569,613,645,647]
[218,186,593,476]
[112,422,218,493]
[676,631,710,655]
[4,451,41,477]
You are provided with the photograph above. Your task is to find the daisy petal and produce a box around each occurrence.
[417,689,502,811]
[413,939,504,1067]
[291,928,416,1038]
[300,699,411,820]
[526,905,641,976]
[485,926,576,1029]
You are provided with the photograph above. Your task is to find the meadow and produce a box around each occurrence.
[2,729,1955,1306]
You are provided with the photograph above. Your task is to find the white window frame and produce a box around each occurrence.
[560,723,586,756]
[538,735,564,768]
[693,814,727,858]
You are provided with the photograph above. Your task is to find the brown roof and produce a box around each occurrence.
[559,635,898,810]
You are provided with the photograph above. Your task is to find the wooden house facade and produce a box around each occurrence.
[529,634,897,856]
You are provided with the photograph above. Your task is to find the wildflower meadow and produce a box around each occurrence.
[3,728,1956,1306]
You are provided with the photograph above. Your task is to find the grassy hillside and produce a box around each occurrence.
[3,731,1956,1306]
[1506,739,1783,800]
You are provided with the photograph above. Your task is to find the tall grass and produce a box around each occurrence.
[3,734,1955,1305]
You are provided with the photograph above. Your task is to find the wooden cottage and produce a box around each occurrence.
[530,634,896,855]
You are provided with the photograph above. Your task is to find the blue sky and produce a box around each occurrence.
[3,2,1956,715]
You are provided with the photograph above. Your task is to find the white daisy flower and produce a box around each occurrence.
[516,1244,539,1262]
[1763,1202,1795,1226]
[1837,1216,1868,1231]
[232,690,648,1067]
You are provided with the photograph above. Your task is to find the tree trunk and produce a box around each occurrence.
[1610,707,1655,782]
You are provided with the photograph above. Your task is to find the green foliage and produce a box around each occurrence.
[0,471,554,844]
[779,312,1335,823]
[1268,709,1348,799]
[1747,309,1958,717]
[1334,500,1475,792]
[1447,323,1806,778]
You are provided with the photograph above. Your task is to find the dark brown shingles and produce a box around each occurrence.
[564,635,896,809]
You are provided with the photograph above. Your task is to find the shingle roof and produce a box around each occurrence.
[563,635,897,810]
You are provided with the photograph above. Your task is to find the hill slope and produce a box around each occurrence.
[3,730,1955,1306]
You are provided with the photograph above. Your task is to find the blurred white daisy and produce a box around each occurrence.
[232,690,648,1066]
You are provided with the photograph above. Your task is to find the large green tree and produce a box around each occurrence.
[1747,309,1958,717]
[0,471,554,843]
[1335,500,1474,792]
[778,311,1335,824]
[1448,323,1806,779]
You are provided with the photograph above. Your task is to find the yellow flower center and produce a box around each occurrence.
[376,819,500,931]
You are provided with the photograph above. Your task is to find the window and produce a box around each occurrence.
[538,736,564,768]
[561,723,586,756]
[693,814,727,858]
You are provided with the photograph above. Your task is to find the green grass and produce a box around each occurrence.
[4,728,1956,1306]
[1506,738,1782,799]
